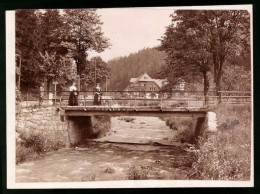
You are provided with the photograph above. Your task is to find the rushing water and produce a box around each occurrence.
[16,117,195,182]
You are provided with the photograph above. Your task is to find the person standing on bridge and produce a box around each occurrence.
[68,82,79,106]
[93,83,102,106]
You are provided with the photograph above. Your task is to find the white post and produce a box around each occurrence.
[53,81,58,107]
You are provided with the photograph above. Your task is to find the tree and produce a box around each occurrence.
[81,57,110,90]
[60,9,110,79]
[203,10,250,102]
[107,48,166,90]
[159,10,250,104]
[37,9,72,93]
[159,11,212,105]
[16,10,42,92]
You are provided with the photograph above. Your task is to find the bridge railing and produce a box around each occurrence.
[218,91,251,104]
[17,90,251,108]
[56,90,250,108]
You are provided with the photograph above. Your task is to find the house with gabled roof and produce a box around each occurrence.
[125,73,167,91]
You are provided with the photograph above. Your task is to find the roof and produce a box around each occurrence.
[130,78,138,83]
[129,73,167,88]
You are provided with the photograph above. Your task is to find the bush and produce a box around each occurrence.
[19,132,45,154]
[187,104,251,180]
[16,143,39,164]
[104,163,116,173]
[127,165,153,180]
[162,117,194,143]
[70,174,96,182]
[16,131,65,164]
[91,116,111,138]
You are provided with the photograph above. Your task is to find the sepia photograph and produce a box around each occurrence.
[6,5,253,188]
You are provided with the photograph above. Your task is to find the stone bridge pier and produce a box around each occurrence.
[62,107,217,147]
[66,116,94,146]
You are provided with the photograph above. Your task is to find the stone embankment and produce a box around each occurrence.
[16,107,70,147]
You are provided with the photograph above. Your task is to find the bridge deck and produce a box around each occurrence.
[61,106,208,117]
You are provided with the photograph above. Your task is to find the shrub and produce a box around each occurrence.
[187,104,251,180]
[104,163,116,173]
[16,143,39,164]
[80,174,96,181]
[91,116,111,138]
[70,174,96,182]
[19,132,45,154]
[16,131,65,164]
[162,117,194,143]
[127,165,153,180]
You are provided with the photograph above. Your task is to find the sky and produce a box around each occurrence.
[88,7,174,62]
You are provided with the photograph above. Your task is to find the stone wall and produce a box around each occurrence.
[16,107,70,147]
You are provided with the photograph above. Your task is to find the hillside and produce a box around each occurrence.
[107,47,167,90]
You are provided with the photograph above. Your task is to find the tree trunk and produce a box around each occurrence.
[215,75,222,106]
[47,78,52,97]
[203,71,210,107]
[77,75,81,91]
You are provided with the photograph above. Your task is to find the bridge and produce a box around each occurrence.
[62,106,207,117]
[21,90,251,146]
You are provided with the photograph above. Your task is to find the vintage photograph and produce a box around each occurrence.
[8,5,253,188]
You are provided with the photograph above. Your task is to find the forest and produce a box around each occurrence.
[107,47,167,91]
[16,9,110,95]
[16,9,251,99]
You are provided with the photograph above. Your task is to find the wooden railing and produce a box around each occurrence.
[18,90,251,108]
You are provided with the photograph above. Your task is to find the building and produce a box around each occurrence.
[125,73,167,91]
[173,78,185,91]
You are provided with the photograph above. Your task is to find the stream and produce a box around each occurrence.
[16,116,195,182]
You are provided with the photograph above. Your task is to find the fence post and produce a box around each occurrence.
[160,93,162,110]
[135,97,136,109]
[59,95,62,109]
[26,92,28,107]
[84,93,86,107]
[187,92,189,108]
[109,91,111,108]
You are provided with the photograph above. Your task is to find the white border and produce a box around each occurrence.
[6,4,254,188]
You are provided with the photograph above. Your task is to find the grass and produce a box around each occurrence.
[127,165,153,180]
[70,174,96,182]
[187,104,251,180]
[161,117,195,143]
[91,116,111,138]
[16,131,65,164]
[104,163,116,173]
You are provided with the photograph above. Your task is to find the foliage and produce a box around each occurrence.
[127,165,153,180]
[16,144,39,164]
[70,174,96,182]
[81,56,110,90]
[104,163,116,173]
[107,47,167,90]
[222,62,251,91]
[188,104,251,180]
[16,10,43,90]
[16,131,65,164]
[159,10,250,97]
[91,116,111,138]
[61,9,110,76]
[163,117,194,143]
[159,11,212,99]
[16,9,110,93]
